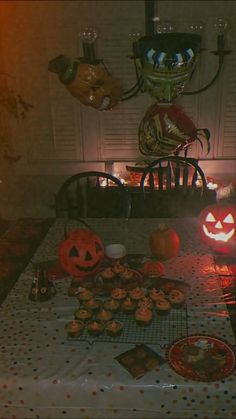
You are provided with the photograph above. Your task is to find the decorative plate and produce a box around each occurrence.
[167,335,235,382]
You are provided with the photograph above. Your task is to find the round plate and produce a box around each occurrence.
[167,335,235,382]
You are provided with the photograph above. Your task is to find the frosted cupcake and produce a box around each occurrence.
[149,288,166,302]
[112,262,125,275]
[82,298,101,312]
[74,308,93,322]
[77,288,94,302]
[65,320,84,337]
[96,308,113,322]
[167,289,185,308]
[105,320,123,336]
[103,298,120,312]
[87,320,104,336]
[110,287,127,300]
[155,299,171,315]
[135,307,153,326]
[129,287,145,301]
[121,297,137,314]
[100,267,115,280]
[137,296,153,310]
[120,268,134,281]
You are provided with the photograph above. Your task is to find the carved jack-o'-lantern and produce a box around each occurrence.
[66,63,123,111]
[199,203,236,254]
[58,229,105,279]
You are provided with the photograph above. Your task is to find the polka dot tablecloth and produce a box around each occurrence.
[0,218,235,419]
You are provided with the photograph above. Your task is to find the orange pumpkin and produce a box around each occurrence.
[149,224,180,261]
[58,229,105,279]
[199,202,236,255]
[142,260,165,277]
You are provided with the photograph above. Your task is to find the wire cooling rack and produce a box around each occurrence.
[68,305,188,348]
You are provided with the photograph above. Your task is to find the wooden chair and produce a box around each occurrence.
[139,156,215,217]
[54,171,131,219]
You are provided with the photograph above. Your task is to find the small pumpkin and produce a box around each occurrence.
[149,224,180,261]
[199,202,236,254]
[142,260,165,277]
[58,229,105,279]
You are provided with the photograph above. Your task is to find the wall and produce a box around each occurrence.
[0,0,235,219]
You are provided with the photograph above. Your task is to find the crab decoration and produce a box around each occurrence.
[199,203,236,255]
[139,103,210,156]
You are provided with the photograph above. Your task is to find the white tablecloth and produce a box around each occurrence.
[0,218,235,418]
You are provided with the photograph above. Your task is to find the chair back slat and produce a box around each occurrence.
[158,163,164,191]
[166,161,172,189]
[174,160,180,187]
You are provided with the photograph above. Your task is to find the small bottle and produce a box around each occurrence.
[28,272,39,302]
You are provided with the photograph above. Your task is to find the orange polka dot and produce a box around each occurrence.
[80,408,85,412]
[92,391,97,396]
[66,394,71,399]
[172,400,177,404]
[119,386,124,391]
[139,389,144,394]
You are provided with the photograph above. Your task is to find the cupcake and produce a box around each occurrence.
[103,298,120,312]
[100,267,115,280]
[87,320,104,336]
[120,268,134,281]
[65,320,84,337]
[110,287,127,300]
[135,307,153,326]
[167,289,185,308]
[96,308,113,322]
[155,299,171,315]
[129,287,145,301]
[137,296,153,310]
[77,288,94,301]
[149,288,166,302]
[121,297,137,314]
[82,298,101,312]
[74,308,93,322]
[105,320,123,336]
[112,262,125,275]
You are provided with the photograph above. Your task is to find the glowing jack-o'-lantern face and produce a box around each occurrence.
[58,229,105,279]
[199,203,236,254]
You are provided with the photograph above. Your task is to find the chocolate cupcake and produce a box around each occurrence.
[137,296,153,310]
[65,320,84,338]
[110,287,127,301]
[74,308,93,322]
[149,288,166,302]
[167,289,185,308]
[135,307,153,326]
[105,320,123,336]
[103,298,120,312]
[155,299,171,315]
[82,298,101,312]
[96,308,113,322]
[87,320,105,336]
[121,297,137,314]
[77,288,94,302]
[129,287,145,301]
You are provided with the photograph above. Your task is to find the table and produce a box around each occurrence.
[0,218,235,419]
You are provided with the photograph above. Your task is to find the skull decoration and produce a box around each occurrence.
[139,103,210,156]
[58,229,105,279]
[199,203,236,255]
[48,55,122,111]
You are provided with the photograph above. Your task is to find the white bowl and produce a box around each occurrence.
[105,243,127,259]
